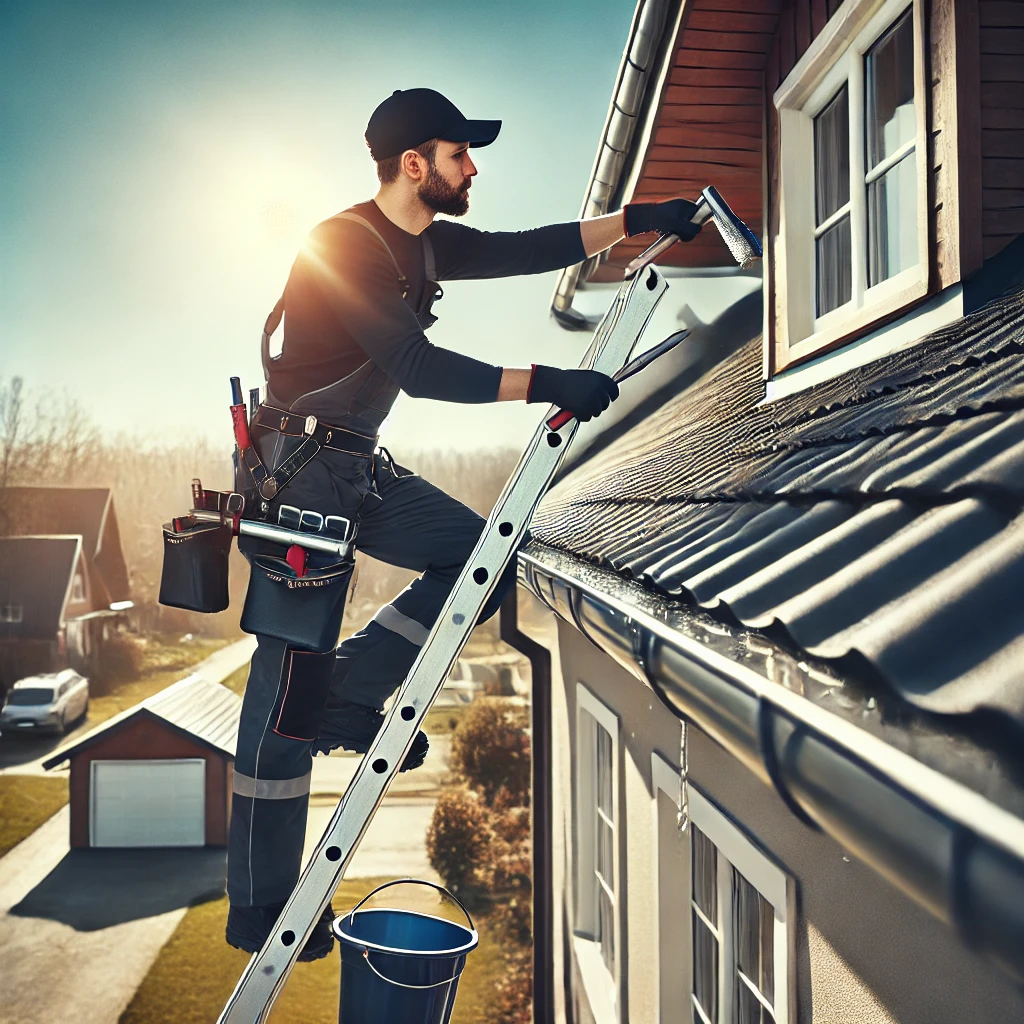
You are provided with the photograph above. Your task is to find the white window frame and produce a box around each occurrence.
[652,751,686,1024]
[689,784,795,1024]
[574,682,622,1024]
[72,573,86,603]
[773,0,929,370]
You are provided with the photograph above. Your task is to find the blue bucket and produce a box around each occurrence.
[334,879,479,1024]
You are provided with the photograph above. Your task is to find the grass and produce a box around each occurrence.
[0,775,69,857]
[119,878,506,1024]
[86,634,236,730]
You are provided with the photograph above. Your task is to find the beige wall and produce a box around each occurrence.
[525,596,1024,1024]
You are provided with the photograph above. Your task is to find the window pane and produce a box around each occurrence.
[734,869,775,1018]
[599,885,615,974]
[692,913,719,1023]
[868,150,918,285]
[691,826,718,924]
[596,725,612,817]
[814,84,849,225]
[866,10,915,170]
[816,215,852,315]
[597,817,614,887]
[736,977,769,1024]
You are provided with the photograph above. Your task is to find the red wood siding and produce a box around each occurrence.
[68,716,230,848]
[979,0,1024,258]
[603,0,782,274]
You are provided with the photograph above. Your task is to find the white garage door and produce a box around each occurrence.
[90,759,206,847]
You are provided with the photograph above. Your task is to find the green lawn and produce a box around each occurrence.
[120,878,505,1024]
[0,775,69,857]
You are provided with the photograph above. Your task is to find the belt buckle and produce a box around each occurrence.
[304,415,318,436]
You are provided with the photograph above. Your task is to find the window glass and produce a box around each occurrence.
[7,688,55,705]
[866,11,915,168]
[865,10,917,286]
[692,824,718,923]
[868,151,918,284]
[692,913,719,1023]
[592,718,616,976]
[814,85,849,224]
[814,86,852,316]
[734,870,776,1024]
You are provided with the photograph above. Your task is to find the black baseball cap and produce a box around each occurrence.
[365,88,502,161]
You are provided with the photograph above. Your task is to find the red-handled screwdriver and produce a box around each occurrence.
[545,330,689,432]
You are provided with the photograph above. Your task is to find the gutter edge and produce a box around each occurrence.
[518,545,1024,984]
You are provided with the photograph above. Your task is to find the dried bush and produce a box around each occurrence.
[450,699,530,807]
[93,634,145,687]
[425,786,492,895]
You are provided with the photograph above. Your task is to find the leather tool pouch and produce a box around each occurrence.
[240,555,354,653]
[159,519,233,613]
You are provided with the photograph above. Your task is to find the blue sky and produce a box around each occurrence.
[2,0,635,451]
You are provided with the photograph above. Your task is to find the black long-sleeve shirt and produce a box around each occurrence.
[269,200,586,406]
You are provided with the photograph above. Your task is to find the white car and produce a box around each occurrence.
[0,668,90,736]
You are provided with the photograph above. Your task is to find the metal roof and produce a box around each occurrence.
[42,674,241,769]
[532,284,1024,731]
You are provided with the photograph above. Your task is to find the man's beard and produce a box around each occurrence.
[419,160,471,217]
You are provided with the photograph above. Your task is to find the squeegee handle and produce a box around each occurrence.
[545,330,690,432]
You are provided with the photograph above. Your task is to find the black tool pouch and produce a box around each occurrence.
[240,555,353,653]
[159,520,233,613]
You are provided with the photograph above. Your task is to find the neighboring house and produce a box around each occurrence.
[0,536,94,689]
[42,674,241,849]
[0,487,133,691]
[503,2,1024,1023]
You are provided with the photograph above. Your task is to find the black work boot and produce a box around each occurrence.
[313,699,429,770]
[226,901,334,961]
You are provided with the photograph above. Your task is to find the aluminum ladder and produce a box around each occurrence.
[217,248,670,1024]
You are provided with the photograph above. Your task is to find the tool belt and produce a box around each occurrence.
[241,406,377,504]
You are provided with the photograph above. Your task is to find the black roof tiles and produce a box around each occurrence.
[533,284,1024,731]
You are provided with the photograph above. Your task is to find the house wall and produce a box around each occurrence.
[544,609,1024,1024]
[68,717,230,848]
[765,0,998,369]
[0,640,60,695]
[979,0,1024,259]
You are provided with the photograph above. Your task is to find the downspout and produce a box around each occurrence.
[551,0,685,330]
[499,585,554,1024]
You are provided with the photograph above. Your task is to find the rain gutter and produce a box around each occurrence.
[552,0,686,330]
[517,542,1024,985]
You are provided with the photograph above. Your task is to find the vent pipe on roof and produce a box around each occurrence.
[552,0,682,330]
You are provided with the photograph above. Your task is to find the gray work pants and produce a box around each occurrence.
[227,449,515,906]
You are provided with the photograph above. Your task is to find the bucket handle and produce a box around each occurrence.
[346,877,476,934]
[360,949,466,990]
[347,878,477,992]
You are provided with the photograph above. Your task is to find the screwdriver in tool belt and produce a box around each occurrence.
[546,330,689,431]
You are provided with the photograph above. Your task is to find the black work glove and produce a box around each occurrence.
[624,198,703,241]
[527,364,619,422]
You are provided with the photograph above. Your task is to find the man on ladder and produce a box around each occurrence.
[226,85,702,959]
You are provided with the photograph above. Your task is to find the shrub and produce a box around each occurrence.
[450,699,530,806]
[425,786,491,895]
[94,634,145,687]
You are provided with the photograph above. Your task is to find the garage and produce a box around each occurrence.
[90,758,206,847]
[43,674,241,849]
